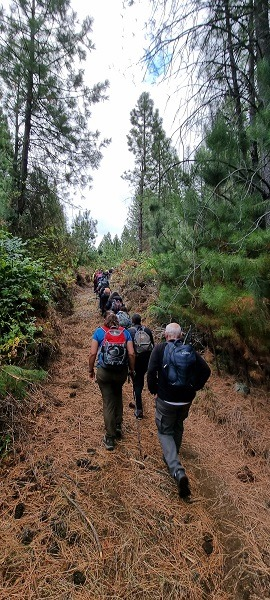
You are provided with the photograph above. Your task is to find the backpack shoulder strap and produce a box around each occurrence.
[163,340,175,363]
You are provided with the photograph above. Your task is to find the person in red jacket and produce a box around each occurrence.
[147,322,211,499]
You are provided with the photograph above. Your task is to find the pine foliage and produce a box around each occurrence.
[0,365,47,401]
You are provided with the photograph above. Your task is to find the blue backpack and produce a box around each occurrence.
[163,341,196,389]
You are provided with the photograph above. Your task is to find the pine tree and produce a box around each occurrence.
[71,209,97,265]
[0,108,13,221]
[124,91,183,252]
[0,0,110,230]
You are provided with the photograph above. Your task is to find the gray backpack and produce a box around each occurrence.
[133,326,153,354]
[117,311,132,328]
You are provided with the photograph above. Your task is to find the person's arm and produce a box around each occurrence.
[127,340,136,374]
[89,339,99,379]
[147,345,161,394]
[149,328,155,347]
[194,353,211,390]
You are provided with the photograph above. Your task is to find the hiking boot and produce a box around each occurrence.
[174,471,191,499]
[115,426,122,440]
[103,434,115,451]
[135,409,143,419]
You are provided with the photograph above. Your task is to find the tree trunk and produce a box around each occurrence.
[248,8,259,169]
[138,162,144,253]
[18,0,35,216]
[138,110,147,253]
[254,0,270,226]
[224,0,247,160]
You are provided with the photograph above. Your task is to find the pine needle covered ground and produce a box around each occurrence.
[0,276,269,600]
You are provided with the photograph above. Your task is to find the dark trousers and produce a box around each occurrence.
[133,354,150,411]
[96,366,128,437]
[155,397,191,478]
[99,294,109,313]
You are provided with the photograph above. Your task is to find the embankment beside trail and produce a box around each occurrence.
[0,284,269,600]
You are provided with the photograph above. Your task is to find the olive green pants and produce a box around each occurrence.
[96,366,128,437]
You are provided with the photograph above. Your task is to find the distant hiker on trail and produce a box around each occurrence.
[105,292,123,314]
[88,312,135,451]
[96,271,110,295]
[93,269,103,293]
[116,306,132,328]
[147,322,211,499]
[99,286,111,315]
[128,313,154,419]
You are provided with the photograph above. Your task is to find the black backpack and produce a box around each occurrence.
[97,276,109,292]
[163,341,196,388]
[111,298,123,313]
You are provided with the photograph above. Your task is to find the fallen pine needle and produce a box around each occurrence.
[129,458,145,468]
[61,486,103,559]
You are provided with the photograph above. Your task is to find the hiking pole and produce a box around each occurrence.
[183,325,192,345]
[135,414,143,461]
[131,377,143,461]
[128,370,135,408]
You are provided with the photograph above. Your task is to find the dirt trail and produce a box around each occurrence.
[0,284,269,599]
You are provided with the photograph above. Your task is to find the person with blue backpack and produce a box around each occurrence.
[147,322,211,499]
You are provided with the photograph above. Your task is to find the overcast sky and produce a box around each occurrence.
[2,0,186,245]
[72,0,185,245]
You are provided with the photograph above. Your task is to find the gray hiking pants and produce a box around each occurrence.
[155,397,191,478]
[96,366,128,437]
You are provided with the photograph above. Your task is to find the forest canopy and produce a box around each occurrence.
[0,0,269,391]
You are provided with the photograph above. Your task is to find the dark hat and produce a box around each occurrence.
[132,313,141,325]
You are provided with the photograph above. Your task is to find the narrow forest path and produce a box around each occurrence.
[0,283,269,600]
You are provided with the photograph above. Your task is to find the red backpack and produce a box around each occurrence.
[101,326,127,368]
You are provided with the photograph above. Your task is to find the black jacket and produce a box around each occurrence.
[105,295,123,312]
[147,341,211,404]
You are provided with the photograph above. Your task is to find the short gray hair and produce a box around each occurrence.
[165,322,182,339]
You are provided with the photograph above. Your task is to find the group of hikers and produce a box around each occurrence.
[93,268,132,326]
[89,268,211,500]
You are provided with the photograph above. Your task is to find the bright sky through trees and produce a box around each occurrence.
[0,0,186,244]
[72,0,185,245]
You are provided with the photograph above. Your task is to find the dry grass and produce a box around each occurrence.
[0,280,269,600]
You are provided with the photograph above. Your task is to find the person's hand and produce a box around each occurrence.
[89,369,95,380]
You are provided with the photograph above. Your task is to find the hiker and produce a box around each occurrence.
[128,313,154,419]
[105,292,123,313]
[116,305,132,328]
[96,271,110,295]
[99,286,111,314]
[93,269,103,293]
[88,312,135,451]
[147,322,211,499]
